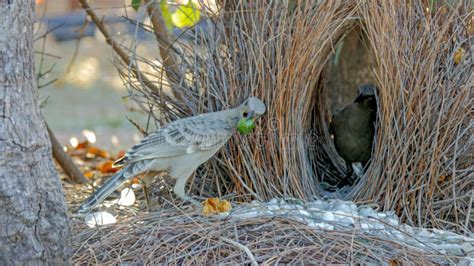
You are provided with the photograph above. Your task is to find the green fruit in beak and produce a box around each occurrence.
[237,118,256,135]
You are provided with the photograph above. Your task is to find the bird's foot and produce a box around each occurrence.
[351,162,365,180]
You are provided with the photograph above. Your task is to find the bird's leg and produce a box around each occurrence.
[352,162,365,180]
[141,172,156,211]
[337,162,355,187]
[143,184,150,211]
[174,176,201,208]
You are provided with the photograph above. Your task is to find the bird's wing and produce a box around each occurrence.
[114,115,232,166]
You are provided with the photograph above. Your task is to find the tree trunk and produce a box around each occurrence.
[0,1,70,264]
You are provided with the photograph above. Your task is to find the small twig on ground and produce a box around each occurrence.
[221,236,258,266]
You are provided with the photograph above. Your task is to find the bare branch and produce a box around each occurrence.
[46,123,89,184]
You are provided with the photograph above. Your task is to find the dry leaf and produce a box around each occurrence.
[84,171,95,179]
[217,199,232,213]
[86,146,109,159]
[454,47,465,65]
[97,160,119,173]
[202,198,232,216]
[388,258,402,266]
[75,140,89,150]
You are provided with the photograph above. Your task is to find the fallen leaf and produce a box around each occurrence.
[84,171,95,179]
[75,140,89,150]
[388,258,402,266]
[202,198,232,216]
[97,160,119,173]
[217,199,232,213]
[86,146,109,159]
[454,47,465,65]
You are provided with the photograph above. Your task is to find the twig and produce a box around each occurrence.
[144,0,183,95]
[221,236,258,266]
[46,122,89,184]
[78,0,162,95]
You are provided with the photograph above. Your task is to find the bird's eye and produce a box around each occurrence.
[242,111,248,117]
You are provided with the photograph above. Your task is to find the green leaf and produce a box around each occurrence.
[237,118,256,135]
[160,0,174,30]
[171,1,201,29]
[131,0,141,11]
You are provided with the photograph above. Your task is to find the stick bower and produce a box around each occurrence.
[71,203,471,265]
[114,0,472,234]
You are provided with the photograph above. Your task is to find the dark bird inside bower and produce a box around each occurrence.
[329,84,378,187]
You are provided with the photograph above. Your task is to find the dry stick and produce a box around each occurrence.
[220,236,258,266]
[46,122,89,184]
[78,0,162,96]
[144,0,183,95]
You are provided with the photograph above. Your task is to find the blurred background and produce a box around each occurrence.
[34,0,214,152]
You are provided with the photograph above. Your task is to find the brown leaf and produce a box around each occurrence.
[454,47,465,65]
[75,140,89,150]
[202,198,232,216]
[217,199,232,213]
[86,146,109,159]
[84,171,95,179]
[97,160,119,173]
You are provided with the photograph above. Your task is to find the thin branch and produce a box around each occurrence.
[46,122,89,184]
[78,0,162,95]
[144,0,183,96]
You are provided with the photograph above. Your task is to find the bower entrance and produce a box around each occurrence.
[313,26,378,192]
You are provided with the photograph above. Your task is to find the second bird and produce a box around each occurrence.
[330,84,378,185]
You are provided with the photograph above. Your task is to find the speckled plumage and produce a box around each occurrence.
[79,97,265,213]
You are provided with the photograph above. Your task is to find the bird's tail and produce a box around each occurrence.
[78,164,135,214]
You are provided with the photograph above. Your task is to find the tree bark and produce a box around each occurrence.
[0,0,70,264]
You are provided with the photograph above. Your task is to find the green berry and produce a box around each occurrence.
[237,118,256,135]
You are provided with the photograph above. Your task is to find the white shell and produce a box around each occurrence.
[117,188,136,206]
[85,212,117,228]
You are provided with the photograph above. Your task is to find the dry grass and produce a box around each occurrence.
[70,205,466,265]
[113,0,472,233]
[72,1,474,262]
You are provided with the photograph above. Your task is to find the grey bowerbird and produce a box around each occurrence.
[330,84,377,186]
[78,97,266,213]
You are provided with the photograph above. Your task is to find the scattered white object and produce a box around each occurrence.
[82,129,97,144]
[117,188,136,206]
[313,222,334,230]
[224,198,474,262]
[85,212,117,228]
[69,137,79,148]
[358,206,376,218]
[321,211,335,222]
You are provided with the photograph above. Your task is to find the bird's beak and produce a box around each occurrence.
[247,110,255,119]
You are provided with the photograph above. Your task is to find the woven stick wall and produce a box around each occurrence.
[117,0,472,233]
